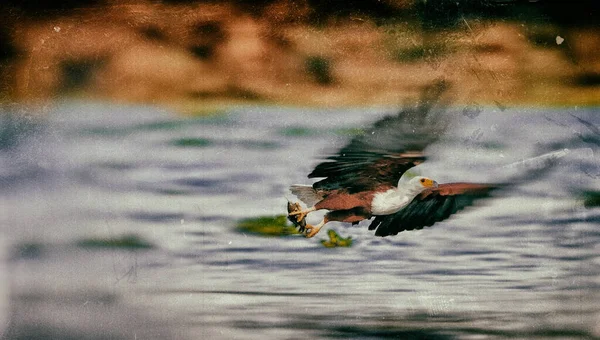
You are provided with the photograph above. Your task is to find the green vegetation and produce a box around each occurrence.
[76,234,155,250]
[172,137,212,147]
[136,120,190,131]
[236,216,353,246]
[582,191,600,208]
[236,215,300,237]
[393,43,453,63]
[321,229,353,248]
[172,137,278,149]
[305,56,334,85]
[280,126,363,137]
[279,126,318,137]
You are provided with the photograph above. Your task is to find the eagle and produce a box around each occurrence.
[288,83,495,238]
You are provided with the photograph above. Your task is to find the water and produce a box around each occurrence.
[1,101,599,339]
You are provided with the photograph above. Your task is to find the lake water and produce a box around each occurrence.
[1,101,599,339]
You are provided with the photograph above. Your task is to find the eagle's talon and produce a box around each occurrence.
[305,226,321,238]
[295,212,308,223]
[303,219,327,238]
[288,206,316,220]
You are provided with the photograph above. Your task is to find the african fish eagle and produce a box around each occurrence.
[288,83,495,237]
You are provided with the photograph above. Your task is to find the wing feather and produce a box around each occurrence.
[369,183,496,236]
[308,81,451,193]
[289,185,325,207]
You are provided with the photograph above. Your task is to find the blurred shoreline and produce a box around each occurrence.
[0,1,599,113]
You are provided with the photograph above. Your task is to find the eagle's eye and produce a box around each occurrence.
[420,178,425,183]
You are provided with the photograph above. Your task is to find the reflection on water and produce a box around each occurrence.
[1,102,599,339]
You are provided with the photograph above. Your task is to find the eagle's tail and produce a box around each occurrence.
[290,185,325,207]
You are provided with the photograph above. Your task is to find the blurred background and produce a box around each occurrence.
[1,1,599,339]
[0,0,599,110]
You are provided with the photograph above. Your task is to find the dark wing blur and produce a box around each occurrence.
[309,81,450,193]
[368,183,496,237]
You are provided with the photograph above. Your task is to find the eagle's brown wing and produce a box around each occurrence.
[309,81,450,193]
[368,183,496,237]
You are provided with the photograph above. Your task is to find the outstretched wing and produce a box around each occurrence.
[309,81,451,193]
[368,183,496,237]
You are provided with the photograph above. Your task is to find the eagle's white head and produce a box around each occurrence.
[406,176,438,194]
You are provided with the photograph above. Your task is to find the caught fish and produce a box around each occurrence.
[287,201,307,233]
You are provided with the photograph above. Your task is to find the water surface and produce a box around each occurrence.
[1,102,599,339]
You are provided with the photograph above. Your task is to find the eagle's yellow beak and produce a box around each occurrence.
[422,178,438,188]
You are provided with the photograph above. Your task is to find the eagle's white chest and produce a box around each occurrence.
[370,188,413,216]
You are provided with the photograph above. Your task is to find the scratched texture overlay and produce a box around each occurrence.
[1,1,599,339]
